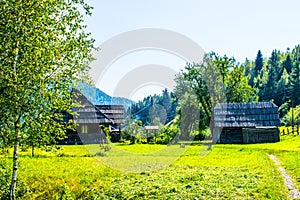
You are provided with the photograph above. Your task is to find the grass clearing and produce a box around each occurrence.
[273,151,300,189]
[1,135,299,199]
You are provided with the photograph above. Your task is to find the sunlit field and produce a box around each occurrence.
[1,135,299,199]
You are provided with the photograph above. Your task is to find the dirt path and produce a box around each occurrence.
[267,154,300,199]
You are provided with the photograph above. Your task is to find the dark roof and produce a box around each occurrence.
[214,102,280,128]
[95,105,125,124]
[72,89,112,124]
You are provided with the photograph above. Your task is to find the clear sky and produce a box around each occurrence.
[83,0,300,101]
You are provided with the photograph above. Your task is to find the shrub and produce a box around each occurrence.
[156,124,179,144]
[190,129,208,141]
[0,160,10,200]
[281,105,300,126]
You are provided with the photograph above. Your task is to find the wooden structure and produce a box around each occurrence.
[213,102,280,144]
[96,105,125,142]
[145,126,159,143]
[61,89,125,144]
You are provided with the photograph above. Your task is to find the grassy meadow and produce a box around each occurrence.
[0,135,299,199]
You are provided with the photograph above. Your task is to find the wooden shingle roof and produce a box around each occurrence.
[214,102,280,128]
[71,89,112,124]
[95,105,125,125]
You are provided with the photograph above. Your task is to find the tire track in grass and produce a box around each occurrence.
[267,154,300,199]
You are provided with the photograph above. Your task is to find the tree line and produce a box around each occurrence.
[126,45,300,140]
[126,88,178,126]
[245,46,300,119]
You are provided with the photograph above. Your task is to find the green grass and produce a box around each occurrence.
[279,126,300,136]
[274,151,300,188]
[113,143,165,153]
[1,135,299,199]
[211,135,300,190]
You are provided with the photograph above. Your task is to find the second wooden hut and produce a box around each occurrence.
[213,102,280,144]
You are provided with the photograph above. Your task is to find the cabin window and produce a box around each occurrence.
[81,125,88,134]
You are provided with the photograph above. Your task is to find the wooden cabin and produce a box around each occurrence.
[61,89,125,144]
[96,105,125,142]
[212,102,280,144]
[145,126,159,143]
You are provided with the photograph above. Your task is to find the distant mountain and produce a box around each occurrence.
[76,82,134,108]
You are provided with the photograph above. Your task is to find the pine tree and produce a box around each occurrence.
[255,50,264,71]
[283,54,293,74]
[249,50,264,87]
[261,50,280,102]
[270,50,281,81]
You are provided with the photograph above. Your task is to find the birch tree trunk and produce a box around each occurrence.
[10,120,20,200]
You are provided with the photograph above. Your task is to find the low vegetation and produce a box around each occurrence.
[279,126,300,135]
[0,135,299,199]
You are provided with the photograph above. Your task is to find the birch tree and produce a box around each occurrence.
[0,1,94,199]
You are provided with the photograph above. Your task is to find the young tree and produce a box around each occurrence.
[124,120,144,143]
[181,62,212,119]
[174,68,210,138]
[0,1,94,199]
[177,93,202,140]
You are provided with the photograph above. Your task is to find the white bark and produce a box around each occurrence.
[10,120,20,200]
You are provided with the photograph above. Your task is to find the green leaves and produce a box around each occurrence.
[1,0,94,124]
[0,0,94,197]
[225,65,257,103]
[281,105,300,126]
[174,52,257,133]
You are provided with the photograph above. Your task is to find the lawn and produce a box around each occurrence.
[1,135,299,199]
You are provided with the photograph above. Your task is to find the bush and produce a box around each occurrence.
[0,160,10,200]
[190,129,208,141]
[156,134,172,144]
[156,125,179,144]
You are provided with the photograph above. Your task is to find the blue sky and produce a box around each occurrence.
[83,0,300,101]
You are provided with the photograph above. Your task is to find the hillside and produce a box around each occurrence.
[77,82,134,108]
